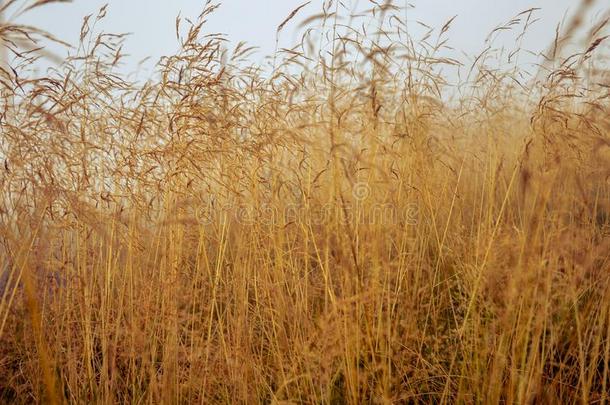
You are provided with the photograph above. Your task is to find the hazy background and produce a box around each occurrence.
[7,0,610,78]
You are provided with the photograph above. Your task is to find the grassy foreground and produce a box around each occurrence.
[1,1,610,403]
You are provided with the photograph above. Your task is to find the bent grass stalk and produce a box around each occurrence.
[0,0,609,403]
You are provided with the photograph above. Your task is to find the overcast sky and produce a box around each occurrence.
[8,0,610,78]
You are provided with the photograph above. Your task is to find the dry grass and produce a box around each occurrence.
[1,0,610,403]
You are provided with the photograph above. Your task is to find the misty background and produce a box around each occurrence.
[4,0,609,79]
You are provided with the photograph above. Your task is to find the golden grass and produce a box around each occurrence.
[1,0,610,403]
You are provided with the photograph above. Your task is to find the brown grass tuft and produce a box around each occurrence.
[1,0,610,403]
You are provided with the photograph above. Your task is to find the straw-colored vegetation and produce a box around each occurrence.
[1,0,610,403]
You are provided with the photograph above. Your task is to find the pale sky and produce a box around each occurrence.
[9,0,610,78]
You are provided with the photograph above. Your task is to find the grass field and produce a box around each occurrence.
[1,0,610,403]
